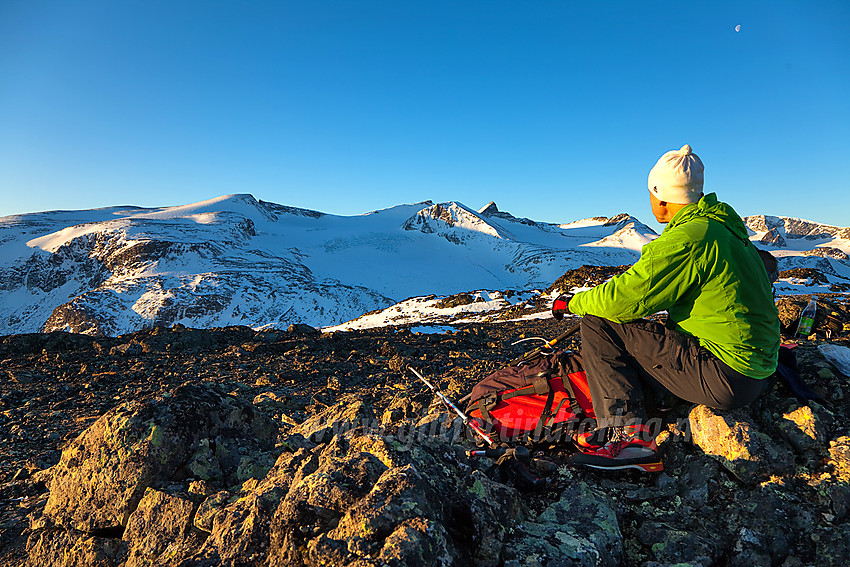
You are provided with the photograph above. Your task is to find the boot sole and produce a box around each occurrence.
[583,461,664,473]
[570,450,663,473]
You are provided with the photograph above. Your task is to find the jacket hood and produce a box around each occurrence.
[666,193,750,241]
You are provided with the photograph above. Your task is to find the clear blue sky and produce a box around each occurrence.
[1,1,848,229]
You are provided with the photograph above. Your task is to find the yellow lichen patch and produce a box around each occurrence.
[759,475,786,488]
[348,435,398,468]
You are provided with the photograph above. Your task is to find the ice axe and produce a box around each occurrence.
[508,320,581,366]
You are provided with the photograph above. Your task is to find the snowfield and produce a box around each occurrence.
[0,194,847,336]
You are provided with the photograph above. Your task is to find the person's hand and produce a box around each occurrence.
[552,293,573,320]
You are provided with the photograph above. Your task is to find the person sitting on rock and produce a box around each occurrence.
[552,144,780,472]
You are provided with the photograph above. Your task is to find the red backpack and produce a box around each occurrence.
[465,350,596,443]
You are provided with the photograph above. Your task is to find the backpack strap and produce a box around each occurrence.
[474,393,499,423]
[542,397,574,442]
[531,387,556,441]
[557,355,586,418]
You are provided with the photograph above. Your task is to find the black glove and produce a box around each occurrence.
[552,293,573,320]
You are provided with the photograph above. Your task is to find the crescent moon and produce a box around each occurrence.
[735,24,741,32]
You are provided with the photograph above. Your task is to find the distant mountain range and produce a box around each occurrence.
[0,194,847,336]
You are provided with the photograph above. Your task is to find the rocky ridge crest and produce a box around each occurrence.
[1,283,849,565]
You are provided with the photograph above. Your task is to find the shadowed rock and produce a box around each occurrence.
[42,384,278,532]
[688,405,794,484]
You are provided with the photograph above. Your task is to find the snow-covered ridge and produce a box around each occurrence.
[741,214,850,294]
[0,195,658,336]
[0,195,846,336]
[744,215,850,249]
[401,201,510,241]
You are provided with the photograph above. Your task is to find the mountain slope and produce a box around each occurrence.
[743,215,850,293]
[1,197,847,336]
[0,195,656,335]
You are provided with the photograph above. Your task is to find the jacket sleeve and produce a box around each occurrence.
[568,235,701,322]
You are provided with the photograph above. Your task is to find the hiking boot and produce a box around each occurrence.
[571,428,607,450]
[571,425,663,473]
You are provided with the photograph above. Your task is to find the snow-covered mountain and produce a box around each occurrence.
[1,195,846,336]
[743,215,850,294]
[0,195,656,336]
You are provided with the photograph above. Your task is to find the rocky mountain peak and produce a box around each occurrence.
[1,197,847,337]
[745,215,850,242]
[401,202,506,240]
[478,201,499,215]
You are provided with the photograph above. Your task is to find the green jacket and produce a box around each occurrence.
[569,193,779,379]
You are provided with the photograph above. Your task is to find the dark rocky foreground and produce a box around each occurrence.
[1,294,849,566]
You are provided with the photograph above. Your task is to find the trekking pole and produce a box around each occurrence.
[508,320,581,366]
[408,366,495,447]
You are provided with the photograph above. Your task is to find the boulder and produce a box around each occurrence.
[414,412,464,444]
[727,490,793,566]
[193,490,232,533]
[828,482,850,521]
[465,470,524,566]
[292,399,377,443]
[688,405,794,484]
[814,522,850,567]
[255,433,524,566]
[829,436,850,478]
[26,530,122,567]
[637,522,715,566]
[41,384,278,532]
[371,518,455,566]
[122,488,201,567]
[287,323,320,335]
[778,402,832,453]
[503,481,622,567]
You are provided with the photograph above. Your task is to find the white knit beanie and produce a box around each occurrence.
[647,144,704,204]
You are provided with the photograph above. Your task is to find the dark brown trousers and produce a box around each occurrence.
[580,315,769,427]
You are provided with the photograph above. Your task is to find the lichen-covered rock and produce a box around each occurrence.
[261,432,527,567]
[292,399,376,443]
[41,384,278,532]
[300,463,440,565]
[26,530,122,567]
[194,490,233,533]
[726,489,793,566]
[190,445,318,565]
[637,521,715,566]
[814,522,850,567]
[122,488,199,567]
[828,482,850,521]
[268,437,439,566]
[676,458,723,506]
[503,481,622,567]
[688,405,794,484]
[465,469,524,567]
[829,436,850,478]
[778,402,832,453]
[414,411,464,444]
[374,518,455,566]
